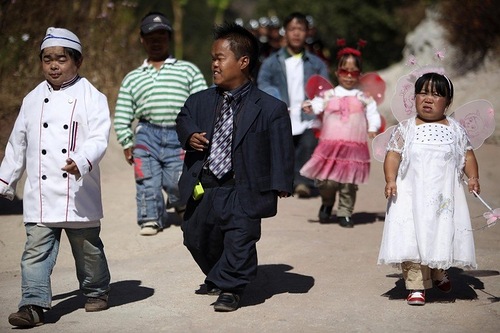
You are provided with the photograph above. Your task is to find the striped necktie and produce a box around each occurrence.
[209,92,233,178]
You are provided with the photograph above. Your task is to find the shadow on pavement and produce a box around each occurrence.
[45,280,154,324]
[308,211,386,225]
[381,267,500,303]
[0,196,23,215]
[240,264,315,308]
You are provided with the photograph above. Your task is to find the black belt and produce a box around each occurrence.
[201,168,235,188]
[138,119,176,129]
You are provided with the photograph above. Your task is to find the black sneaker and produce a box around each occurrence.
[8,305,44,327]
[206,282,222,296]
[318,205,333,223]
[338,216,354,228]
[175,205,186,219]
[213,292,240,312]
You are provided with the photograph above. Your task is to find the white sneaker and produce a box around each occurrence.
[139,222,160,236]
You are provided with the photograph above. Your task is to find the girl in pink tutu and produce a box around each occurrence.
[300,42,381,227]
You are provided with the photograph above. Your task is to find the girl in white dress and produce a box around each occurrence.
[377,72,480,306]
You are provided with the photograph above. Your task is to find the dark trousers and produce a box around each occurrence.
[293,128,318,188]
[183,186,261,294]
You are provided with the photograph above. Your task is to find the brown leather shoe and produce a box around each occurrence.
[8,305,44,327]
[85,295,109,312]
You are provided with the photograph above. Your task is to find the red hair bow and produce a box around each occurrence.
[337,47,361,59]
[336,38,346,47]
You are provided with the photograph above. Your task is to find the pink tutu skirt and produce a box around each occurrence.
[300,139,370,184]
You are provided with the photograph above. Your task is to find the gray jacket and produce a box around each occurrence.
[257,47,330,107]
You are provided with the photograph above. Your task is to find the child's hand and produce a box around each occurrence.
[62,158,81,178]
[385,180,397,198]
[278,191,291,198]
[468,177,480,194]
[189,132,209,151]
[123,148,134,165]
[367,131,377,139]
[301,100,313,114]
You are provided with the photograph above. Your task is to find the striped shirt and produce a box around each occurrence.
[114,57,207,148]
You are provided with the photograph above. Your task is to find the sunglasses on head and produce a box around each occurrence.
[337,69,361,78]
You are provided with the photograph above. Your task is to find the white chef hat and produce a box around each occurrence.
[40,27,82,54]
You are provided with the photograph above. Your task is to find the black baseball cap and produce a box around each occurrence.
[140,13,172,34]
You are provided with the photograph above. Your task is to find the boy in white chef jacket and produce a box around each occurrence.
[0,27,111,328]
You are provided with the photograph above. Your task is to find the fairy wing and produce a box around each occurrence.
[371,125,397,162]
[305,75,334,99]
[390,65,450,122]
[359,72,386,105]
[450,99,495,149]
[390,73,417,122]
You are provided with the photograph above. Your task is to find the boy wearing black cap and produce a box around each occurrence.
[114,12,207,236]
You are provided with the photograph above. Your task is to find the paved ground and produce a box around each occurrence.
[0,139,499,332]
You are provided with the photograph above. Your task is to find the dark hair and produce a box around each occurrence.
[39,47,83,64]
[337,53,362,72]
[415,72,454,106]
[283,12,309,30]
[213,22,260,75]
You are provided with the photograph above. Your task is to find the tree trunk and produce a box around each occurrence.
[172,0,185,59]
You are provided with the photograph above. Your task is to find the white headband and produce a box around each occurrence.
[40,27,82,54]
[442,74,453,93]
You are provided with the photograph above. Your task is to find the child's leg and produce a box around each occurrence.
[317,180,338,222]
[65,227,111,298]
[337,183,357,227]
[19,224,62,309]
[401,262,433,290]
[431,268,452,292]
[337,183,358,218]
[317,179,338,207]
[431,268,446,281]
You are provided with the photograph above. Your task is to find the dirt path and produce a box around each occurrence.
[0,139,499,332]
